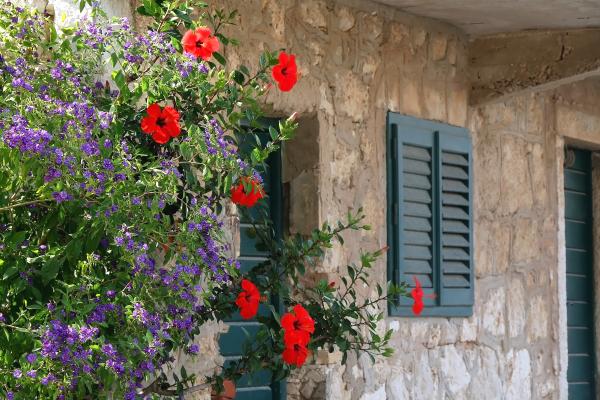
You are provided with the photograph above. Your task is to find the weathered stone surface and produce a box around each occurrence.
[508,278,526,338]
[358,386,386,400]
[506,349,532,400]
[439,346,471,395]
[511,217,541,264]
[470,29,600,104]
[528,295,549,340]
[481,287,506,336]
[500,135,535,215]
[468,347,504,399]
[430,33,448,61]
[336,6,356,32]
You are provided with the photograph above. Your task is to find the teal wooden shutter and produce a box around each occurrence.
[387,113,473,317]
[219,120,285,400]
[564,148,595,399]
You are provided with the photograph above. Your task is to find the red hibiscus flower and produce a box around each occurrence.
[411,276,424,315]
[182,27,219,61]
[272,52,298,92]
[141,103,181,144]
[282,342,309,367]
[281,304,314,346]
[235,279,260,320]
[230,178,265,208]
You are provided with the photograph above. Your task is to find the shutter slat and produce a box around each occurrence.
[405,245,432,260]
[442,165,468,180]
[404,202,432,218]
[442,152,468,166]
[404,216,432,232]
[404,173,431,190]
[443,179,469,193]
[443,262,470,274]
[405,159,431,175]
[442,206,469,220]
[443,234,469,247]
[443,220,469,234]
[442,193,469,206]
[403,145,431,162]
[404,231,432,246]
[443,247,470,261]
[406,274,433,288]
[405,259,433,274]
[443,275,470,288]
[404,188,432,204]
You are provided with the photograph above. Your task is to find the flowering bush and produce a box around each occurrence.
[0,1,410,398]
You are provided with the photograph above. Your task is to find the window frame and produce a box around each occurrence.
[387,112,474,318]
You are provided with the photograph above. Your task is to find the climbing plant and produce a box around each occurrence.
[0,1,415,398]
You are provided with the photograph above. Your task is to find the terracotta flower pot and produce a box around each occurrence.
[210,380,236,400]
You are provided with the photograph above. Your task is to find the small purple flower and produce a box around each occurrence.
[102,159,114,170]
[13,369,22,379]
[26,353,37,364]
[26,370,37,378]
[41,373,55,385]
[52,191,73,203]
[186,344,199,355]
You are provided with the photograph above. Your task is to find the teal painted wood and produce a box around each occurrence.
[564,148,595,399]
[219,120,285,400]
[387,113,473,317]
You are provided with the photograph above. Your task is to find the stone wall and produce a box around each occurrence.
[195,0,470,398]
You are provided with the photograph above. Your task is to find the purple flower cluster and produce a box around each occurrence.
[2,115,52,155]
[40,320,97,365]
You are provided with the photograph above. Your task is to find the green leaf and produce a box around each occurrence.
[232,70,245,85]
[40,257,64,285]
[141,76,150,92]
[268,126,278,141]
[112,70,126,91]
[136,5,151,16]
[142,0,160,15]
[212,52,226,66]
[8,231,27,250]
[223,174,232,194]
[2,265,18,281]
[66,240,82,265]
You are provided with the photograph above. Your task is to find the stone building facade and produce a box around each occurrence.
[31,0,600,398]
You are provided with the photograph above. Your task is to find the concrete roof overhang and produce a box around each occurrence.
[373,0,600,36]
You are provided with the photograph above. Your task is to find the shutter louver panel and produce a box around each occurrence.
[440,149,473,306]
[402,144,434,289]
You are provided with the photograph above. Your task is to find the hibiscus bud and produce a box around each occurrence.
[328,281,335,288]
[287,112,298,123]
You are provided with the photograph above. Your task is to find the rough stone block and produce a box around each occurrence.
[500,135,534,215]
[430,33,447,61]
[505,349,532,400]
[481,287,506,336]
